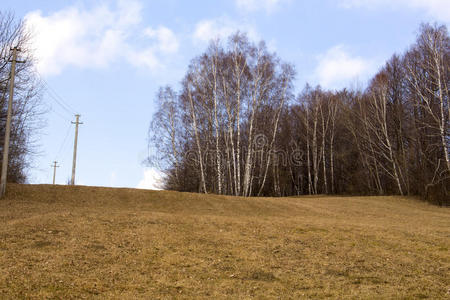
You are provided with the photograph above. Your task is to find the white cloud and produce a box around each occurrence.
[314,45,374,89]
[136,168,164,190]
[235,0,290,13]
[144,26,179,53]
[24,0,179,75]
[193,17,260,45]
[338,0,450,22]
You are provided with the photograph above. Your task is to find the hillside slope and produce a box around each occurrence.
[0,184,449,299]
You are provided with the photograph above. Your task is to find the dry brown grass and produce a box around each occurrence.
[0,184,449,299]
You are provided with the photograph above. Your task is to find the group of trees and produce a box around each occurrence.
[0,12,42,183]
[149,23,449,205]
[149,34,295,197]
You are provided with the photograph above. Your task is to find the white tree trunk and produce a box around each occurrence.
[187,88,207,193]
[211,48,222,194]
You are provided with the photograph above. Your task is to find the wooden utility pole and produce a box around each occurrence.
[70,114,82,185]
[52,161,59,185]
[0,47,23,198]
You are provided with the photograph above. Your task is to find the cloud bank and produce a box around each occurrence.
[314,45,374,89]
[339,0,450,22]
[25,0,179,75]
[193,16,260,45]
[235,0,290,13]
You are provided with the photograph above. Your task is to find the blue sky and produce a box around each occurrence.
[3,0,449,188]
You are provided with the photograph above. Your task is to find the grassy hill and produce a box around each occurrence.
[0,184,449,299]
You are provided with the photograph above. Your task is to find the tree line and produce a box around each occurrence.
[148,23,449,205]
[0,12,43,184]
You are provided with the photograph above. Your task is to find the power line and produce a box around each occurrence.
[31,68,83,186]
[42,83,75,116]
[43,81,76,115]
[55,122,72,161]
[33,67,79,115]
[36,69,76,112]
[50,107,72,122]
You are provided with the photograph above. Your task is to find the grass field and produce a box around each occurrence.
[0,184,449,299]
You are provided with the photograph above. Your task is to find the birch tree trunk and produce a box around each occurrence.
[320,101,329,194]
[312,99,319,194]
[187,87,207,193]
[242,50,267,197]
[211,45,222,194]
[232,42,246,196]
[305,107,312,195]
[329,97,338,194]
[257,75,290,196]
